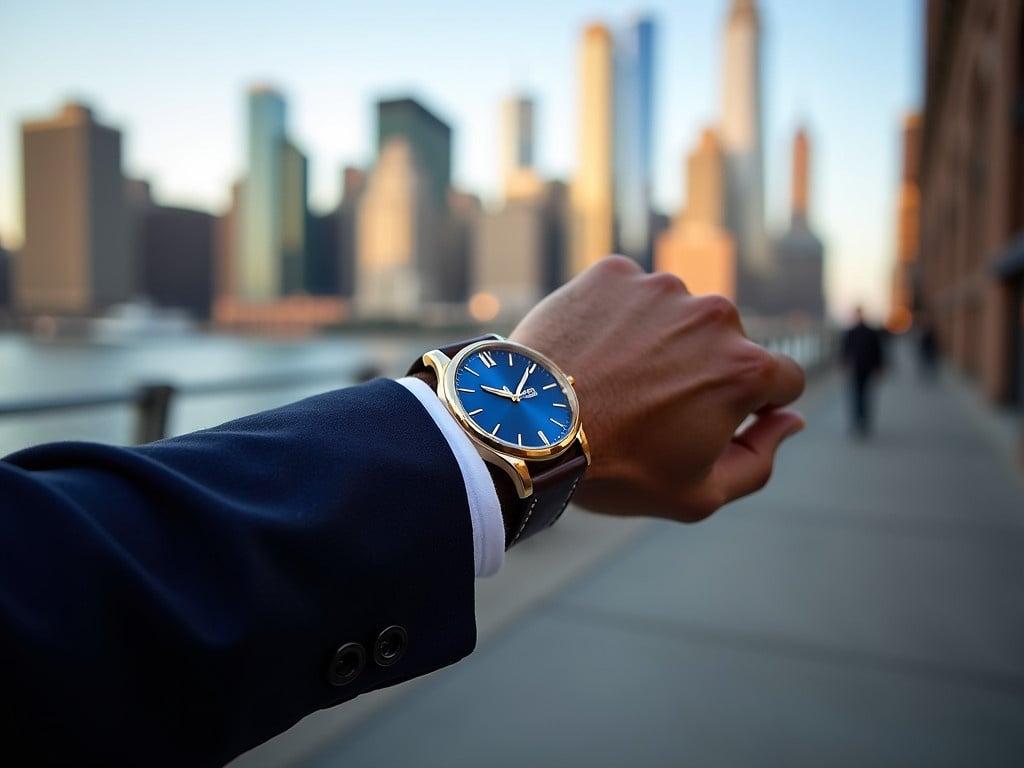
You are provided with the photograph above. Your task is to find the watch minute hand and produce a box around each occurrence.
[513,365,531,400]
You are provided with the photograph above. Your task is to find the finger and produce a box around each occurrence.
[715,409,805,503]
[758,353,806,412]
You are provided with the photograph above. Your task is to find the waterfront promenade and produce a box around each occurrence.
[234,351,1024,767]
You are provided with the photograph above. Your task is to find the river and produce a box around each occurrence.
[0,331,448,455]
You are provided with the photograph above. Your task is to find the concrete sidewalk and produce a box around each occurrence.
[290,357,1024,767]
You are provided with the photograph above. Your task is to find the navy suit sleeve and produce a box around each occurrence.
[0,379,477,767]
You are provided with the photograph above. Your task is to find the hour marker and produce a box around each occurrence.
[517,433,523,447]
[508,352,513,366]
[465,366,480,376]
[457,387,475,393]
[528,363,536,374]
[537,430,549,445]
[479,351,496,368]
[549,418,564,428]
[468,408,484,416]
[491,423,501,435]
[542,383,557,390]
[553,403,567,408]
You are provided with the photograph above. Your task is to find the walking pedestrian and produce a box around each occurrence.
[841,306,885,436]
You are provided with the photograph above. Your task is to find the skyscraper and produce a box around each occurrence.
[337,166,367,299]
[239,86,287,300]
[614,15,656,269]
[721,0,768,303]
[655,128,736,298]
[472,180,569,322]
[440,189,481,305]
[139,205,216,319]
[570,23,615,276]
[17,102,131,314]
[502,95,543,200]
[375,97,453,304]
[280,140,308,294]
[215,180,242,309]
[771,126,825,318]
[540,180,571,294]
[356,139,435,319]
[305,209,340,297]
[377,98,451,213]
[474,200,545,323]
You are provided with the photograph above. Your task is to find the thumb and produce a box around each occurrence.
[715,409,805,503]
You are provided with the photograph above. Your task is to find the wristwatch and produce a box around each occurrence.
[408,334,590,547]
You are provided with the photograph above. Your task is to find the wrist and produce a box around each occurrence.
[411,369,438,391]
[408,335,588,549]
[412,369,522,547]
[486,464,523,547]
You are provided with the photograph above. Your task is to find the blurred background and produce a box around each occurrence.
[1,0,1023,766]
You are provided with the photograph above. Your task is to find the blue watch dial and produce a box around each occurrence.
[453,347,573,450]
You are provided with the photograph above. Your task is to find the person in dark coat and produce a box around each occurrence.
[841,306,884,436]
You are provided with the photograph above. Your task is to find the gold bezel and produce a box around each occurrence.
[441,339,581,461]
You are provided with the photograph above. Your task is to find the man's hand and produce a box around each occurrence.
[510,256,805,522]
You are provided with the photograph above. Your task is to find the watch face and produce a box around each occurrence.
[451,344,576,453]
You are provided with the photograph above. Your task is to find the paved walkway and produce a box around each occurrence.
[243,351,1024,767]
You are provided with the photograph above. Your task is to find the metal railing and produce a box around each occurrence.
[0,362,383,444]
[758,328,840,375]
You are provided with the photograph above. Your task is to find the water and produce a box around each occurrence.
[0,325,832,456]
[0,332,439,455]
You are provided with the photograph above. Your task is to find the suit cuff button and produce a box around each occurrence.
[328,642,366,686]
[373,625,408,667]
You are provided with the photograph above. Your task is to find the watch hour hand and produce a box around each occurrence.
[480,384,516,399]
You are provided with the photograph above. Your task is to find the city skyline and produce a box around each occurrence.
[0,0,920,319]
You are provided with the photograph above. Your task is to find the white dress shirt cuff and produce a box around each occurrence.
[396,376,505,577]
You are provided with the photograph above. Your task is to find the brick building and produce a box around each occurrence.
[917,0,1024,405]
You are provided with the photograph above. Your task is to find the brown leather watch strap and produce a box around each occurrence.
[507,443,589,547]
[407,334,502,376]
[409,336,588,549]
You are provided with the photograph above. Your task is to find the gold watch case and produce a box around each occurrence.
[421,337,591,498]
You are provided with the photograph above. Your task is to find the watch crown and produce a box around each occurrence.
[567,375,576,386]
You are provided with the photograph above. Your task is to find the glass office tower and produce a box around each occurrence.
[614,15,656,270]
[240,87,287,300]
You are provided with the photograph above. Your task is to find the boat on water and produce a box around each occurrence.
[30,301,195,345]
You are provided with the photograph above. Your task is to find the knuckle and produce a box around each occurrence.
[596,254,642,278]
[647,271,688,294]
[735,344,777,386]
[696,294,740,325]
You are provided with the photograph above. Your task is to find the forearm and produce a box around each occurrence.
[0,380,476,766]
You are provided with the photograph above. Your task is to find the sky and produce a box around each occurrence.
[0,0,920,320]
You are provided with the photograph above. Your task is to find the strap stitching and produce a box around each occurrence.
[548,476,581,528]
[510,495,539,547]
[512,474,582,547]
